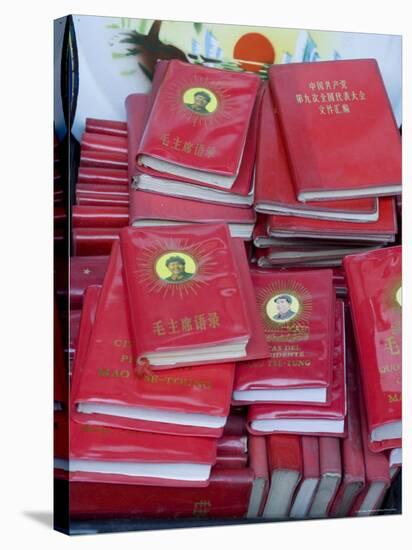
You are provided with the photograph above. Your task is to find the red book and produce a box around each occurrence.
[76,196,130,208]
[137,60,261,188]
[267,197,397,243]
[344,246,402,451]
[350,397,391,516]
[80,132,128,155]
[129,189,256,240]
[127,92,256,207]
[308,437,342,518]
[289,436,320,518]
[69,256,109,309]
[262,434,302,518]
[246,435,269,518]
[72,205,129,229]
[76,183,129,199]
[72,228,120,256]
[215,435,248,469]
[77,166,128,185]
[55,418,217,487]
[71,242,236,437]
[223,411,247,436]
[246,300,346,436]
[68,467,254,519]
[268,59,401,201]
[79,149,128,170]
[233,269,335,404]
[255,87,378,221]
[85,118,127,137]
[120,224,251,369]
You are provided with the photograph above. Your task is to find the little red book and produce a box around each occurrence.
[55,418,217,487]
[262,434,302,518]
[308,436,342,518]
[268,59,401,201]
[136,60,261,188]
[246,300,346,436]
[255,86,378,221]
[233,268,335,404]
[215,435,247,469]
[77,166,128,186]
[69,256,109,309]
[289,436,320,519]
[120,224,251,369]
[72,206,129,229]
[246,435,269,518]
[75,183,129,200]
[68,467,254,520]
[71,242,236,438]
[80,132,128,155]
[72,228,120,256]
[79,150,128,170]
[85,118,127,137]
[344,246,402,451]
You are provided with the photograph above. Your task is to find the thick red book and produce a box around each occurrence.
[246,300,346,436]
[85,118,127,137]
[127,91,256,207]
[72,228,120,256]
[120,224,251,369]
[79,149,128,170]
[350,397,391,516]
[75,183,129,200]
[267,197,397,243]
[344,246,402,451]
[68,467,254,519]
[129,189,256,240]
[215,435,247,469]
[77,166,128,186]
[233,269,334,404]
[69,256,109,308]
[262,434,302,518]
[76,196,130,208]
[289,436,320,518]
[71,242,236,437]
[56,418,217,487]
[137,60,261,188]
[255,87,378,221]
[80,132,128,155]
[308,437,342,518]
[72,206,129,229]
[268,59,401,201]
[246,435,269,518]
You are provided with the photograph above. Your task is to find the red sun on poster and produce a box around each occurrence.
[233,33,275,72]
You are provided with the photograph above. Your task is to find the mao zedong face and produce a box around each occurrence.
[186,91,211,114]
[273,295,295,321]
[164,256,193,283]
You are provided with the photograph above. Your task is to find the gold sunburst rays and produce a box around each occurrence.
[134,236,220,299]
[257,280,313,331]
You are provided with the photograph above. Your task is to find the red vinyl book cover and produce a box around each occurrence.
[215,435,247,469]
[308,436,342,517]
[72,228,121,256]
[246,435,269,517]
[126,90,257,202]
[77,166,128,185]
[72,206,129,229]
[76,183,129,199]
[80,132,128,155]
[268,59,401,201]
[68,467,254,519]
[76,196,130,208]
[289,436,320,518]
[255,87,377,220]
[85,118,127,137]
[344,246,402,451]
[71,241,236,437]
[70,256,109,308]
[55,418,217,487]
[79,150,128,170]
[267,197,397,241]
[246,300,346,436]
[233,269,334,404]
[120,224,251,369]
[137,59,261,185]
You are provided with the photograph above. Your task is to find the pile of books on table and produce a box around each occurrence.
[57,58,402,522]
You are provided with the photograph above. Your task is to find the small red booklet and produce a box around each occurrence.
[137,60,261,188]
[344,246,402,451]
[85,118,127,137]
[120,224,251,369]
[79,150,128,170]
[289,436,320,519]
[233,268,335,404]
[76,195,129,208]
[71,242,236,438]
[69,256,109,309]
[80,132,128,155]
[268,59,401,201]
[246,435,269,518]
[255,87,378,221]
[76,183,129,200]
[68,467,254,520]
[215,435,247,469]
[55,418,217,487]
[246,300,346,436]
[72,228,121,256]
[308,437,342,518]
[77,166,128,186]
[262,434,302,518]
[72,206,129,229]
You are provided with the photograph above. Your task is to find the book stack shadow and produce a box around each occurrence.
[57,58,402,528]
